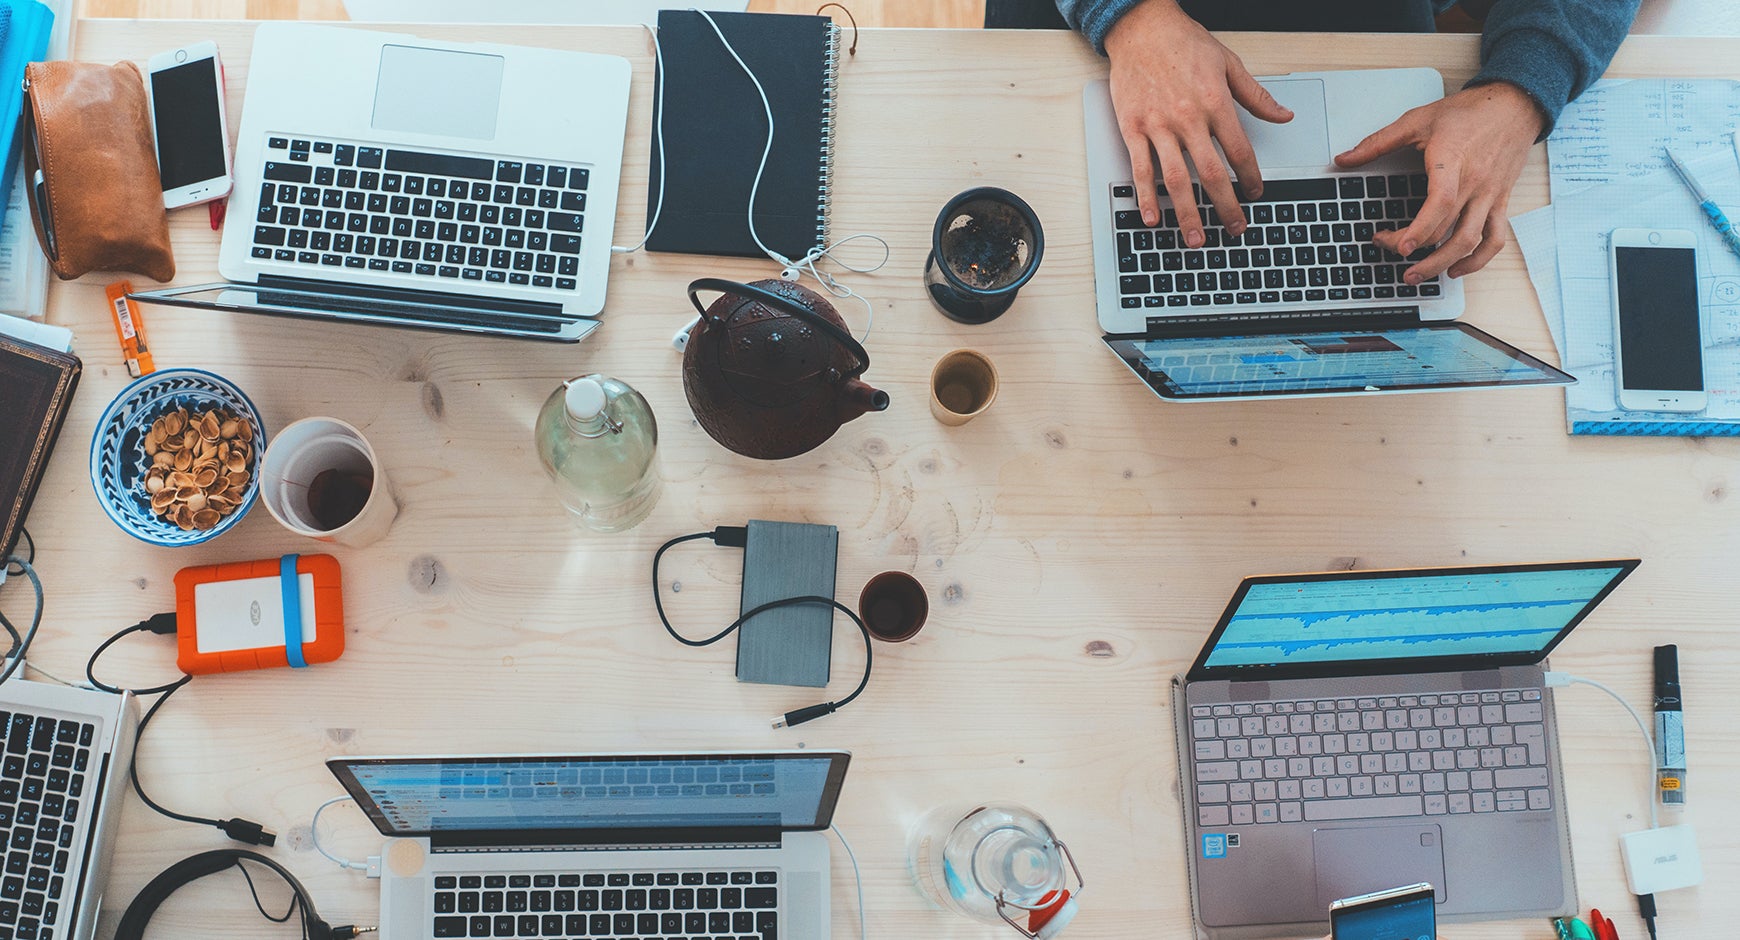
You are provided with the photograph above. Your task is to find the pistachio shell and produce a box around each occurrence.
[237,420,253,442]
[162,412,184,436]
[192,508,221,530]
[152,451,173,469]
[144,475,165,494]
[150,489,174,511]
[220,418,239,439]
[227,471,249,488]
[173,450,192,472]
[185,492,207,513]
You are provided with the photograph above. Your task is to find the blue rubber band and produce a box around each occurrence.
[281,553,307,668]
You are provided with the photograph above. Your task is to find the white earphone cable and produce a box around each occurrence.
[620,8,885,342]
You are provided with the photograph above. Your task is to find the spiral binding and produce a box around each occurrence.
[816,22,842,251]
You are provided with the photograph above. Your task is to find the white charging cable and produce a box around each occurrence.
[617,8,888,343]
[830,822,867,940]
[312,795,378,874]
[610,23,667,257]
[1544,671,1659,829]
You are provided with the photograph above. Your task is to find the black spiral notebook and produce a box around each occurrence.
[646,10,841,260]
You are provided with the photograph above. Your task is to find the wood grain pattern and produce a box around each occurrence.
[31,21,1740,940]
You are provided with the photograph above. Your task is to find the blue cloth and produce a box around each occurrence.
[1054,0,1640,133]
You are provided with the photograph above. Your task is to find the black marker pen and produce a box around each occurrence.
[1654,644,1685,805]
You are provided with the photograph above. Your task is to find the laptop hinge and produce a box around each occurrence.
[257,273,567,319]
[1142,305,1423,339]
[428,826,785,853]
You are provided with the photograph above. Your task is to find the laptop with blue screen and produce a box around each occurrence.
[1170,561,1638,939]
[1084,71,1575,402]
[328,750,849,940]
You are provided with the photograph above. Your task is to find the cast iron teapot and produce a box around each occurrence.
[683,277,889,460]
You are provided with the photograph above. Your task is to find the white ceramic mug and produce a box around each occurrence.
[259,417,398,547]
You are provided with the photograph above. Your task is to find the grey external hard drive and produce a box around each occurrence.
[736,520,838,688]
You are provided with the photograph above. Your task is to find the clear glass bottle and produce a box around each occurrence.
[908,802,1083,938]
[534,374,661,533]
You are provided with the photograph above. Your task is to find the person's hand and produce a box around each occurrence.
[1334,82,1545,283]
[1104,0,1294,248]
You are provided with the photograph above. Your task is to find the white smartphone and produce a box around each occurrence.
[146,41,233,209]
[1329,882,1435,940]
[1609,228,1707,413]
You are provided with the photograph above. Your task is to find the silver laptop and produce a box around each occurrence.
[135,23,630,342]
[1085,69,1573,401]
[328,750,849,940]
[0,678,138,940]
[1170,560,1638,938]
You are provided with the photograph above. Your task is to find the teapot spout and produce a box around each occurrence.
[837,379,891,422]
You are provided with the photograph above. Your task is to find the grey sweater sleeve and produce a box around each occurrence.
[1470,0,1640,134]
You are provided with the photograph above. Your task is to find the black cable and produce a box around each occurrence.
[1638,892,1658,940]
[652,528,873,728]
[0,555,44,687]
[85,617,277,846]
[236,855,301,925]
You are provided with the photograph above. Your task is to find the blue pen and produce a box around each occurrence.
[1665,147,1740,265]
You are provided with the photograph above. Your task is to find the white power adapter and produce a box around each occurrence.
[1621,824,1703,894]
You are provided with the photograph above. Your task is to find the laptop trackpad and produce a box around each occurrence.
[373,44,505,140]
[1312,825,1447,909]
[1239,79,1330,168]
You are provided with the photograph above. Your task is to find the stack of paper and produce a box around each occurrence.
[1515,78,1740,436]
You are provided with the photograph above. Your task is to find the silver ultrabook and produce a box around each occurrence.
[0,677,138,940]
[1083,68,1573,401]
[136,23,631,342]
[328,750,850,940]
[1170,560,1638,939]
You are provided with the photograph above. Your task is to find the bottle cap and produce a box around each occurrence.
[564,378,607,420]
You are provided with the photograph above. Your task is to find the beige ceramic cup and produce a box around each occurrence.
[259,417,398,547]
[930,349,998,425]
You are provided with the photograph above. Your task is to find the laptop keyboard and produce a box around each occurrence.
[1189,689,1552,827]
[1111,177,1443,310]
[252,136,588,292]
[431,869,779,939]
[1,711,97,940]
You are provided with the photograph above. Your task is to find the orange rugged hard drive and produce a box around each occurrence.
[173,553,344,674]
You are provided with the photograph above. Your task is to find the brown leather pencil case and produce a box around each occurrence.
[23,60,174,282]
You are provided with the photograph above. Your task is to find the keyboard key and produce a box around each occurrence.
[264,162,311,184]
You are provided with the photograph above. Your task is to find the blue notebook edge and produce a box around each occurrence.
[0,0,54,233]
[1569,419,1740,437]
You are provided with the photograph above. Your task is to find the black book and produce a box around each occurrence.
[0,335,79,558]
[646,10,841,260]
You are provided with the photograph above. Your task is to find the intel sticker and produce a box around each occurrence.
[1201,833,1228,859]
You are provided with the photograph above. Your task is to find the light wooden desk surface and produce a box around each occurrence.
[19,19,1737,939]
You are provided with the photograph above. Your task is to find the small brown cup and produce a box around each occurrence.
[859,571,929,642]
[930,349,998,425]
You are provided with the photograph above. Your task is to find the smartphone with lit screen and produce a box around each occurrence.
[1329,882,1435,940]
[1609,228,1706,413]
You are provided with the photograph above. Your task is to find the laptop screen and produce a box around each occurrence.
[1186,561,1638,682]
[1103,322,1573,400]
[328,752,850,839]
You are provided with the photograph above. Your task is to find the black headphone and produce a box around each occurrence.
[686,276,873,377]
[114,849,343,940]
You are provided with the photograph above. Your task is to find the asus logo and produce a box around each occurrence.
[1654,853,1679,864]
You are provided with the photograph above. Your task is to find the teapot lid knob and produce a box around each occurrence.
[563,377,607,420]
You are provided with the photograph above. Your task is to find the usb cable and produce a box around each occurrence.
[652,527,873,728]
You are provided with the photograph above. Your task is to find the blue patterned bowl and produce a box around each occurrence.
[89,369,267,546]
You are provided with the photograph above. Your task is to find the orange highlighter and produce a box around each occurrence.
[174,554,345,674]
[106,280,155,377]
